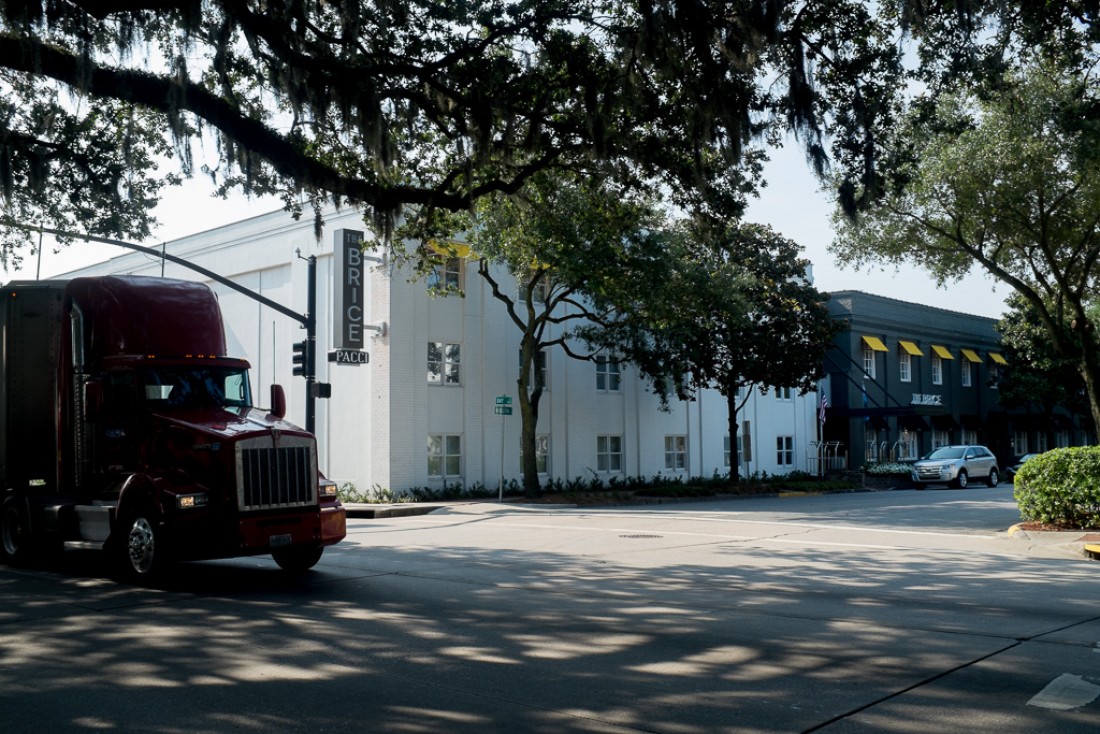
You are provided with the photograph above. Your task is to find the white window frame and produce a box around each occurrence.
[899,351,912,383]
[597,435,623,472]
[931,355,943,385]
[518,349,548,391]
[427,434,462,477]
[596,356,621,392]
[961,361,972,387]
[427,256,463,291]
[862,345,876,379]
[775,386,793,401]
[664,435,687,471]
[428,342,462,385]
[776,436,794,467]
[932,429,950,448]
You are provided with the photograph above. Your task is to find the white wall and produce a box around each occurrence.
[62,206,821,491]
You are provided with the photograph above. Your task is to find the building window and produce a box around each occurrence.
[1056,430,1070,448]
[932,355,943,385]
[776,436,794,467]
[862,345,876,379]
[932,429,949,448]
[899,352,912,382]
[518,349,547,391]
[961,361,972,387]
[427,257,463,291]
[1013,430,1028,455]
[518,270,551,304]
[428,342,461,384]
[775,386,793,400]
[989,364,1000,389]
[724,435,731,467]
[597,435,623,472]
[522,434,550,475]
[664,435,687,471]
[1035,432,1048,453]
[963,429,978,445]
[596,356,621,392]
[427,434,462,477]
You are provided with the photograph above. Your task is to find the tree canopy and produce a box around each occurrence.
[831,60,1100,434]
[0,0,919,261]
[582,217,838,480]
[417,171,668,496]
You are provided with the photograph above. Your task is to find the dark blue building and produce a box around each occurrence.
[822,291,1086,470]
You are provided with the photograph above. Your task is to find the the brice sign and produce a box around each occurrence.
[911,393,943,406]
[333,229,365,349]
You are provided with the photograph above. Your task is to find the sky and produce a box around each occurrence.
[11,141,1011,321]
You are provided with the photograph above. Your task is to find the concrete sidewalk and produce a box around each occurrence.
[1007,524,1100,560]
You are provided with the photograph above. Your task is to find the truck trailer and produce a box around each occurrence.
[0,275,346,578]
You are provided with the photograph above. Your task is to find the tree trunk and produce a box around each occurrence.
[726,380,741,484]
[517,340,543,497]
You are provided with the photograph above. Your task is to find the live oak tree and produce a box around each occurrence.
[0,0,915,262]
[831,61,1100,437]
[583,218,838,481]
[996,294,1091,446]
[417,172,668,497]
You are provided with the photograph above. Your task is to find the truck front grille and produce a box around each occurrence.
[236,435,317,511]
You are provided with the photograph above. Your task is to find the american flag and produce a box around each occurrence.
[819,393,828,424]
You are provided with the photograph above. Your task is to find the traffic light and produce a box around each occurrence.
[292,340,309,376]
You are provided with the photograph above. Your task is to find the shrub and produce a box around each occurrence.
[864,462,911,477]
[1014,447,1100,529]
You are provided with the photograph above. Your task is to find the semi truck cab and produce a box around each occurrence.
[0,275,346,578]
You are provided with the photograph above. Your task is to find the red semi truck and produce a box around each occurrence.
[0,275,346,578]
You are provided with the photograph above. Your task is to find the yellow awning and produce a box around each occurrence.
[960,348,982,363]
[990,352,1008,365]
[428,239,475,259]
[899,340,924,356]
[931,345,954,360]
[862,335,888,352]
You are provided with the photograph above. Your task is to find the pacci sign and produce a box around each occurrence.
[333,228,365,349]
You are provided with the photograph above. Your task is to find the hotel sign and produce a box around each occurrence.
[911,393,943,406]
[333,229,365,349]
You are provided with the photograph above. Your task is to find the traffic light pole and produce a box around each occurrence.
[305,254,318,434]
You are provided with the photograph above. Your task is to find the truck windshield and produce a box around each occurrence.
[142,366,252,409]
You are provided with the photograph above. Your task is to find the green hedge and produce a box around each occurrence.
[1014,447,1100,528]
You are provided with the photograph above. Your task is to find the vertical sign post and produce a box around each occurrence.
[495,396,512,500]
[333,229,364,350]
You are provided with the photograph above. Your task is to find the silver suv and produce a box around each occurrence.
[910,445,1000,488]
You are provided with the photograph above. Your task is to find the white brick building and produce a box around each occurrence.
[64,207,821,492]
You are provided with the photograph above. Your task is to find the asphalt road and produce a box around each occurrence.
[1,486,1098,733]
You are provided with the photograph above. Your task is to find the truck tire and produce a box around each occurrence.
[1,497,29,564]
[116,510,168,579]
[271,545,323,573]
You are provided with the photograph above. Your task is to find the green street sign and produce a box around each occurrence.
[495,395,512,405]
[494,406,513,415]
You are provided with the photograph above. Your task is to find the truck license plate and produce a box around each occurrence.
[269,533,293,548]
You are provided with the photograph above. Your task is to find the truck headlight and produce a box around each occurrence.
[319,480,338,499]
[176,493,209,509]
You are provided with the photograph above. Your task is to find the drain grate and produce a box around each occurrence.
[620,534,663,539]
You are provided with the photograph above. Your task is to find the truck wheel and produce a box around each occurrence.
[1,498,29,564]
[117,511,167,579]
[271,545,323,573]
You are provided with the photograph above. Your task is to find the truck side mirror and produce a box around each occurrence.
[269,384,286,419]
[84,379,103,420]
